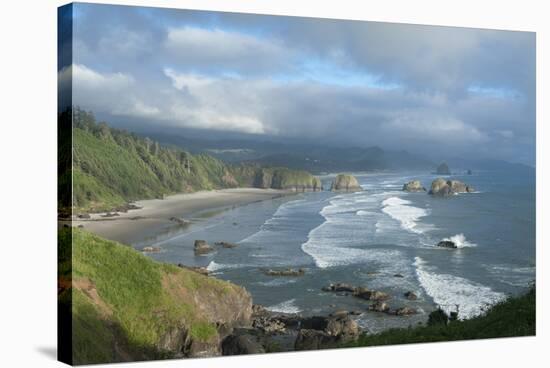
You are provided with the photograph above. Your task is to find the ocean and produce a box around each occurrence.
[139,169,535,333]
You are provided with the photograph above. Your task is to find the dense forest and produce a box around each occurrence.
[68,108,321,212]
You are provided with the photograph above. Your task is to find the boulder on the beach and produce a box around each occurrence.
[194,240,214,255]
[404,291,418,300]
[264,268,305,276]
[77,213,91,219]
[143,246,161,253]
[429,178,475,196]
[222,334,265,355]
[101,212,120,218]
[215,241,238,248]
[436,162,451,175]
[330,174,362,192]
[402,180,426,192]
[436,240,458,249]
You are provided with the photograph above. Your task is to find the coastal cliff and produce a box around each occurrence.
[59,228,253,364]
[233,166,322,192]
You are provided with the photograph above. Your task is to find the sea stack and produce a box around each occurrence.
[330,174,362,192]
[429,178,475,196]
[436,162,451,175]
[194,239,214,255]
[402,180,426,192]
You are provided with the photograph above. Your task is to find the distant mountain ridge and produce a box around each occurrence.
[142,132,435,174]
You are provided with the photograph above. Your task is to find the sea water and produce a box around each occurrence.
[140,169,535,333]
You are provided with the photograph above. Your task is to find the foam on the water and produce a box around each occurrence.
[206,261,245,272]
[301,192,411,271]
[266,299,301,314]
[414,257,505,319]
[381,197,429,234]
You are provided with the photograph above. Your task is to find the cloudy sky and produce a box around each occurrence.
[63,3,536,164]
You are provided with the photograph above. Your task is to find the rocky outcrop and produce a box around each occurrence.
[322,283,391,301]
[177,264,210,275]
[294,312,359,350]
[215,241,238,248]
[194,240,214,255]
[436,162,451,175]
[429,178,475,196]
[321,283,356,292]
[404,291,418,300]
[264,268,305,276]
[436,240,458,249]
[330,174,362,192]
[66,228,254,364]
[403,180,426,192]
[222,333,266,355]
[369,301,391,313]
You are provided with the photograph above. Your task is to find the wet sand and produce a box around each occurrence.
[72,188,293,244]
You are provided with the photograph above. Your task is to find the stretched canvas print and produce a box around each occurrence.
[58,2,536,365]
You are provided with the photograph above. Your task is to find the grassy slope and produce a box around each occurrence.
[58,228,247,364]
[69,109,320,212]
[347,287,535,348]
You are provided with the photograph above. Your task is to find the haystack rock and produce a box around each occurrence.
[436,162,451,175]
[429,178,475,196]
[330,174,362,192]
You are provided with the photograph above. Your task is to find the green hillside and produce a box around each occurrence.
[68,108,320,212]
[58,228,252,364]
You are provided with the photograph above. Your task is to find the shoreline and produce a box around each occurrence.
[70,188,296,244]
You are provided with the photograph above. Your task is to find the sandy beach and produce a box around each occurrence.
[72,188,293,244]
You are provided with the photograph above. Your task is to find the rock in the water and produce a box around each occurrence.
[436,240,458,249]
[402,180,426,192]
[436,162,451,175]
[194,240,214,255]
[170,217,189,225]
[264,268,305,276]
[467,169,473,175]
[393,274,405,278]
[215,241,238,248]
[222,334,265,355]
[353,288,390,301]
[142,246,161,253]
[404,291,418,300]
[369,301,390,313]
[395,306,417,316]
[330,174,362,192]
[429,178,474,196]
[322,283,355,292]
